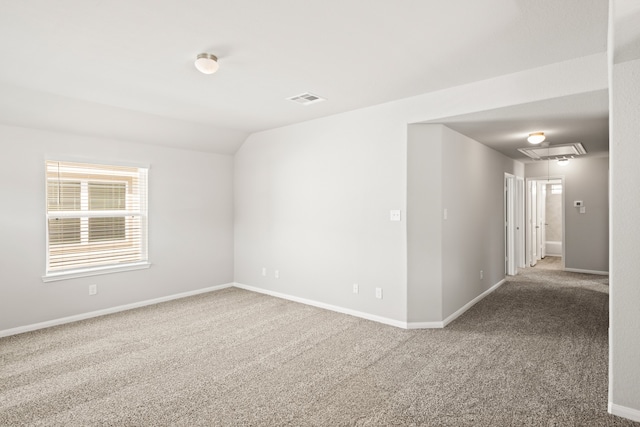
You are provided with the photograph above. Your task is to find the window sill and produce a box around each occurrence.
[42,262,151,283]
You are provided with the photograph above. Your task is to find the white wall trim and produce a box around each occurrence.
[0,283,234,338]
[442,278,507,327]
[564,268,609,275]
[609,402,640,422]
[406,321,445,329]
[234,279,506,331]
[42,262,151,283]
[544,241,562,257]
[233,283,408,329]
[2,278,509,338]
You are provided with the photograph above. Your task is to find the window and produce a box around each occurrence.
[44,160,149,280]
[551,184,562,195]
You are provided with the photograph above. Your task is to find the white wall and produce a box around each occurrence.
[407,125,443,323]
[234,112,408,322]
[440,126,524,319]
[525,156,609,273]
[0,124,234,332]
[234,54,596,325]
[610,50,640,416]
[407,125,524,323]
[609,1,640,417]
[0,54,608,332]
[608,1,640,417]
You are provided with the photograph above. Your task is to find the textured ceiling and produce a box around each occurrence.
[0,0,611,154]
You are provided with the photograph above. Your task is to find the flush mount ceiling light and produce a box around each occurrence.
[527,132,546,144]
[557,158,570,166]
[517,142,587,160]
[194,53,219,74]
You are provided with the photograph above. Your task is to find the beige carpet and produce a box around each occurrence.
[1,268,637,426]
[532,256,563,270]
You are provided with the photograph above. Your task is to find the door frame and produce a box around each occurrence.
[527,179,538,266]
[525,176,566,268]
[505,173,524,275]
[516,176,526,268]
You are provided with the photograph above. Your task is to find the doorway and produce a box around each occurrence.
[525,177,565,269]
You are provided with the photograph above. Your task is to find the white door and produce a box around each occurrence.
[505,174,516,275]
[528,180,538,266]
[539,182,546,259]
[516,177,526,268]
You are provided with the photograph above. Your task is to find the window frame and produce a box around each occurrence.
[42,159,150,282]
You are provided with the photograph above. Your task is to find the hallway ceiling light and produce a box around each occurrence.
[194,53,219,74]
[527,132,546,144]
[557,158,570,166]
[518,142,587,160]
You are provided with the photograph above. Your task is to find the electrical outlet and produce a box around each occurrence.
[375,287,382,299]
[89,284,97,295]
[353,283,359,294]
[274,270,279,279]
[480,270,484,280]
[262,267,267,277]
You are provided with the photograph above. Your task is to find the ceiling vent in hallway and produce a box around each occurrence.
[287,92,326,106]
[518,142,587,160]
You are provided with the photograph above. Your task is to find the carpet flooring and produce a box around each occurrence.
[532,256,563,271]
[1,268,637,426]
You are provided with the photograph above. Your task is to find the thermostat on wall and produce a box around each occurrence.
[574,200,584,207]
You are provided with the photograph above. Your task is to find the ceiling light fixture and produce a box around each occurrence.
[194,53,219,74]
[527,132,545,144]
[557,158,570,166]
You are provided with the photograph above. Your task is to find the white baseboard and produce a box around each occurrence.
[544,241,562,257]
[609,402,640,422]
[564,268,609,275]
[441,278,506,327]
[1,278,508,337]
[234,279,506,331]
[0,283,234,338]
[233,283,408,329]
[406,321,445,329]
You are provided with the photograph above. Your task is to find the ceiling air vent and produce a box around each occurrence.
[518,142,587,160]
[287,92,326,106]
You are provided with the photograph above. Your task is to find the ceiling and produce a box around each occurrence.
[425,90,610,162]
[0,0,614,156]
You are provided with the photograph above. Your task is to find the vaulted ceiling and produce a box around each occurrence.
[0,1,616,156]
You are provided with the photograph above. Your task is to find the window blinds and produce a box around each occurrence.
[45,160,148,274]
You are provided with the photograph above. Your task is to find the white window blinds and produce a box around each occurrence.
[45,160,148,276]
